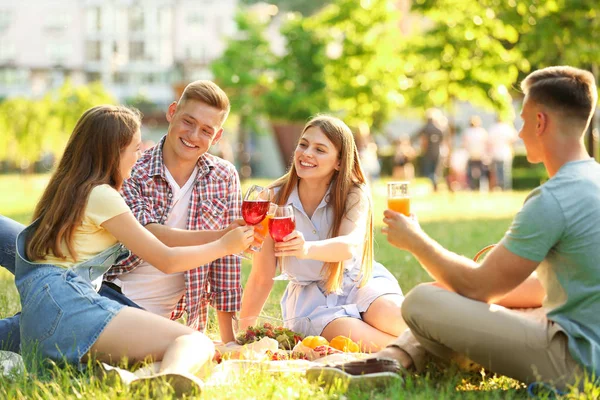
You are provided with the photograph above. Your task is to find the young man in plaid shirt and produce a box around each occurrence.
[0,80,245,348]
[104,80,243,343]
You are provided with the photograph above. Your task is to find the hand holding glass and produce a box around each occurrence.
[237,185,272,259]
[269,205,295,280]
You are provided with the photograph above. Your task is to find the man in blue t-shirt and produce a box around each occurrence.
[309,66,599,392]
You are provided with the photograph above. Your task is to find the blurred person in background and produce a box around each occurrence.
[488,115,518,190]
[463,115,490,191]
[417,109,447,192]
[392,135,416,181]
[355,122,381,186]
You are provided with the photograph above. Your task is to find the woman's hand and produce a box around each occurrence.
[382,210,423,251]
[273,230,308,258]
[220,226,255,254]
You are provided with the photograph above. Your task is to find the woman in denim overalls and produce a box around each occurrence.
[15,105,253,394]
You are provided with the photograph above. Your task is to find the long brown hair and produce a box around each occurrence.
[272,115,373,294]
[26,105,142,262]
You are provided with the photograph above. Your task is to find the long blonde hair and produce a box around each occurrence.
[27,105,141,262]
[271,115,373,294]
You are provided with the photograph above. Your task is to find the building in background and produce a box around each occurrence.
[0,0,237,105]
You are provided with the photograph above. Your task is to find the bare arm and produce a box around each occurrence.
[103,212,254,274]
[239,235,277,329]
[494,273,545,308]
[383,210,540,303]
[274,189,369,262]
[145,219,243,247]
[145,224,223,247]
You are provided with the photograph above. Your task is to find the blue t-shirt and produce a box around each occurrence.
[501,159,600,373]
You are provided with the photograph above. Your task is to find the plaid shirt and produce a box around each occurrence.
[106,136,242,331]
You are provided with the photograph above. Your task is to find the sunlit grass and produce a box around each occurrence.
[0,174,593,398]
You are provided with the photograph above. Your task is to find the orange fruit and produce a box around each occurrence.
[329,335,360,353]
[301,335,330,349]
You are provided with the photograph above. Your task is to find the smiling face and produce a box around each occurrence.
[164,99,225,166]
[294,126,340,183]
[120,129,142,180]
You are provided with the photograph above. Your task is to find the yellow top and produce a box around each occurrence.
[41,184,131,268]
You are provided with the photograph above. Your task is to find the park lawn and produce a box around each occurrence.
[0,174,590,399]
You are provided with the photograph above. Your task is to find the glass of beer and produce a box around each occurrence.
[387,181,410,216]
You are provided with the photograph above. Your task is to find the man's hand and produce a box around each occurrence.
[382,210,423,251]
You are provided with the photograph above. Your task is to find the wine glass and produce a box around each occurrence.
[268,204,295,280]
[237,185,272,259]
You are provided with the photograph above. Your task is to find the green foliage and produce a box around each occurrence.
[402,0,522,118]
[508,0,600,70]
[124,93,159,115]
[211,11,276,131]
[404,0,600,118]
[312,0,405,130]
[0,81,115,168]
[263,13,329,122]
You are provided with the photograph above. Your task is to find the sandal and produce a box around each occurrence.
[306,357,404,391]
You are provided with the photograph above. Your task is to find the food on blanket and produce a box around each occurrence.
[236,322,304,350]
[301,335,329,349]
[291,342,343,360]
[265,350,310,361]
[240,337,279,360]
[313,345,342,357]
[213,349,223,364]
[329,335,360,353]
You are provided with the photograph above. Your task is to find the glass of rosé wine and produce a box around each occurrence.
[236,185,272,259]
[269,204,295,280]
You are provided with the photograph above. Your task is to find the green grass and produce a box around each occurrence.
[0,174,590,398]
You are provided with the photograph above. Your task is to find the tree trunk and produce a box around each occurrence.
[271,122,304,170]
[237,114,252,180]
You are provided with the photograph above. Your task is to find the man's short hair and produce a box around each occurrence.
[179,80,231,123]
[521,66,598,126]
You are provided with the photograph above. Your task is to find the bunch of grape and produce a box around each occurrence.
[236,322,304,350]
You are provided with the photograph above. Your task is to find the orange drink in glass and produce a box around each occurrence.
[387,182,410,216]
[253,203,277,250]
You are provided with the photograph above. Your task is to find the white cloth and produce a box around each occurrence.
[115,166,198,318]
[488,122,517,161]
[463,126,489,161]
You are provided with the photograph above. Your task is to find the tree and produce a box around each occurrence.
[0,81,115,170]
[264,13,329,123]
[211,11,276,178]
[311,0,405,130]
[511,0,600,158]
[401,0,523,119]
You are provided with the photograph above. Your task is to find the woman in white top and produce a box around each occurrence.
[240,116,406,351]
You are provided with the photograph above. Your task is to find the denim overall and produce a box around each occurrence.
[14,221,129,366]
